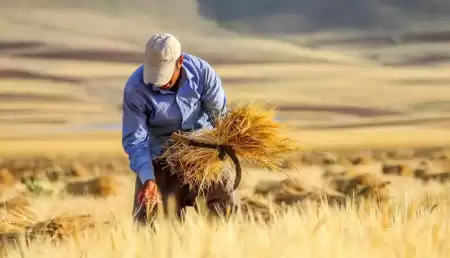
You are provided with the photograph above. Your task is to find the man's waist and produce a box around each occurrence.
[148,124,213,156]
[148,132,190,158]
[148,136,169,157]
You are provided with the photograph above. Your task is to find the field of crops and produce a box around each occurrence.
[1,145,450,257]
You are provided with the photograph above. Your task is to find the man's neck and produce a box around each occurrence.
[168,70,183,92]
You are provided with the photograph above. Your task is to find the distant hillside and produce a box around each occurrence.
[2,0,450,66]
[3,0,450,35]
[198,0,450,34]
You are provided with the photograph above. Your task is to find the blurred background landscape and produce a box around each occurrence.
[1,0,450,153]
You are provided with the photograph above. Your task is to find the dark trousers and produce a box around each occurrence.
[132,159,240,224]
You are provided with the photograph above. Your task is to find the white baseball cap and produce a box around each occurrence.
[143,33,182,86]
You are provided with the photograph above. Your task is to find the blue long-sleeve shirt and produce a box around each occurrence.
[121,53,227,184]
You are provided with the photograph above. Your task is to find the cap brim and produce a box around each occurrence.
[143,61,176,86]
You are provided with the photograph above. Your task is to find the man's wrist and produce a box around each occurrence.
[143,179,156,186]
[138,171,155,185]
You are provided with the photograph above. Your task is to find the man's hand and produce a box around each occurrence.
[137,179,160,207]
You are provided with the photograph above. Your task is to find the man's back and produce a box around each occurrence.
[122,52,227,183]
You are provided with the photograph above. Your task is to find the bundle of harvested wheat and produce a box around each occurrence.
[1,215,97,247]
[254,178,308,197]
[162,102,299,190]
[0,200,37,235]
[1,205,97,245]
[64,175,118,197]
[328,173,391,204]
[0,196,30,211]
[26,214,96,241]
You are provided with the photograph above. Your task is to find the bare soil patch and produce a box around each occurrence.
[394,78,450,85]
[222,77,281,85]
[277,105,402,117]
[383,54,450,66]
[400,30,450,44]
[310,30,450,47]
[13,49,143,63]
[0,117,67,125]
[301,117,450,130]
[13,49,328,65]
[0,93,81,103]
[0,69,83,83]
[0,109,37,114]
[0,40,46,51]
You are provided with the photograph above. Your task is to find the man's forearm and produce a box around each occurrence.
[122,130,155,183]
[122,88,154,184]
[128,147,155,183]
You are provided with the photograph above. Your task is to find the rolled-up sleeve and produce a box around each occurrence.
[201,62,227,123]
[121,88,154,183]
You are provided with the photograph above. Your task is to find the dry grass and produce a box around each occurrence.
[0,80,80,96]
[3,127,450,156]
[0,147,450,257]
[0,196,31,211]
[162,102,299,190]
[1,180,449,258]
[0,139,123,155]
[0,196,36,236]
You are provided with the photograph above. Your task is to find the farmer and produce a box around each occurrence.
[121,33,240,224]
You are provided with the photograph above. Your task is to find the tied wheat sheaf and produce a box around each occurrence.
[161,102,299,190]
[1,206,97,243]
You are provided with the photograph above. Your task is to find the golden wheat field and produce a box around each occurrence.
[2,1,450,257]
[1,144,450,257]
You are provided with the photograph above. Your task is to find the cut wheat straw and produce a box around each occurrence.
[0,199,37,234]
[0,196,96,242]
[1,212,96,244]
[162,102,299,190]
[26,214,96,241]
